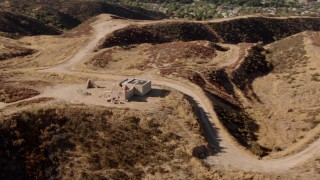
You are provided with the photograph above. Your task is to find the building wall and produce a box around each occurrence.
[125,87,135,100]
[141,81,152,96]
[132,81,151,96]
[134,85,143,96]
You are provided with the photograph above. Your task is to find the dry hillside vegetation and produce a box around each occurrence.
[0,0,165,30]
[86,22,320,158]
[160,44,270,156]
[0,11,59,38]
[0,86,39,103]
[98,22,218,49]
[0,91,220,179]
[0,44,35,61]
[87,40,271,156]
[0,35,87,69]
[142,41,217,69]
[240,32,320,155]
[99,17,320,49]
[207,17,320,44]
[0,79,52,103]
[86,49,115,69]
[2,93,315,179]
[87,41,221,74]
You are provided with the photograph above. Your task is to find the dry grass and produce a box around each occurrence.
[0,45,35,61]
[0,91,211,179]
[141,41,216,70]
[86,49,114,68]
[7,97,55,108]
[235,32,320,157]
[306,31,320,47]
[266,33,307,74]
[0,75,52,103]
[0,86,40,103]
[0,35,87,69]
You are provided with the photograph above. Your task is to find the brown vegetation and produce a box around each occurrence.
[142,41,217,69]
[0,86,40,103]
[99,22,219,49]
[0,0,165,30]
[266,33,307,74]
[0,11,60,38]
[86,49,114,68]
[231,44,273,97]
[0,91,212,179]
[7,97,55,108]
[0,80,51,103]
[211,94,270,157]
[208,17,320,44]
[100,17,320,49]
[0,45,35,61]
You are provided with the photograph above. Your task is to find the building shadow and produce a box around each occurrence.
[129,88,170,102]
[130,88,224,156]
[184,95,224,156]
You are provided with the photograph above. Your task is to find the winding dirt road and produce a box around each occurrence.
[4,14,320,173]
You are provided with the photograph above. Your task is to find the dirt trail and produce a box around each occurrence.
[31,67,320,172]
[11,14,320,173]
[47,14,129,72]
[0,102,5,109]
[214,45,240,67]
[151,78,320,172]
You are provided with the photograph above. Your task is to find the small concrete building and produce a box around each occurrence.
[101,78,152,103]
[120,79,152,96]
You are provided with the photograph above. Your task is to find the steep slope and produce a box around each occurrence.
[98,22,219,48]
[0,92,211,179]
[0,11,60,38]
[0,0,166,30]
[99,16,320,48]
[240,32,320,156]
[208,17,320,44]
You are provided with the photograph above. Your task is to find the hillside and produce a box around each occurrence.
[0,14,319,179]
[0,0,166,30]
[243,32,320,157]
[99,16,320,49]
[84,16,320,158]
[0,92,215,179]
[0,11,59,38]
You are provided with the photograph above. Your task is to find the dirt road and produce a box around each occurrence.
[47,14,129,72]
[6,14,320,173]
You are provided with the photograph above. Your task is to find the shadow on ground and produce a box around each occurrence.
[129,88,170,102]
[184,95,224,156]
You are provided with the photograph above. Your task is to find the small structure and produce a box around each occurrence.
[120,79,152,96]
[101,78,151,103]
[86,79,100,89]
